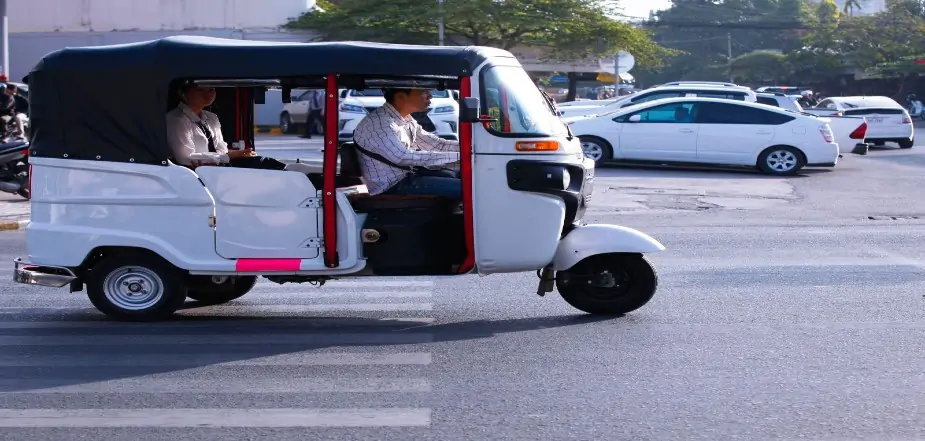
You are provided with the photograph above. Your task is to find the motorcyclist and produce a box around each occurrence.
[0,84,25,141]
[797,90,817,108]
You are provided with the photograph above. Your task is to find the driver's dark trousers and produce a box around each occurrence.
[229,155,288,170]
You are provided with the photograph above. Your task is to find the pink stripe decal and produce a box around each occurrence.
[235,258,302,272]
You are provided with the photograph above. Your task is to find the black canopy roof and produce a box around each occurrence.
[25,36,516,164]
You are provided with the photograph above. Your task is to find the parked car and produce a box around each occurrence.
[756,92,803,112]
[802,96,913,148]
[569,97,840,176]
[754,92,868,153]
[558,84,759,119]
[336,88,460,142]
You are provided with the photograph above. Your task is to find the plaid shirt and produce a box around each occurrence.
[352,103,459,195]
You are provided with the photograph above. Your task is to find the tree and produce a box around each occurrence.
[730,51,792,83]
[286,0,675,100]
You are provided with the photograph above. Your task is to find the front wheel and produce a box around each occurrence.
[86,252,188,321]
[555,253,658,315]
[187,276,258,305]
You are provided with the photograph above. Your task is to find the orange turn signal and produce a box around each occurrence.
[515,141,559,152]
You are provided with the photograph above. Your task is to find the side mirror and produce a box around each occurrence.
[627,114,642,122]
[459,97,480,122]
[340,90,348,99]
[452,90,460,101]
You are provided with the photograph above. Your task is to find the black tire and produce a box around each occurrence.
[578,135,613,165]
[280,113,293,134]
[556,253,658,315]
[757,146,805,176]
[898,138,914,149]
[86,252,187,321]
[187,276,258,305]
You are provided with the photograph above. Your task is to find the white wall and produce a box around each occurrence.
[11,0,316,33]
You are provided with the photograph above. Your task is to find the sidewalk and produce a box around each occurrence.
[0,194,29,230]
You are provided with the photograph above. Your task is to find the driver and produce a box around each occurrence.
[352,88,461,199]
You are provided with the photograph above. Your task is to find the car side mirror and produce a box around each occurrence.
[340,90,347,99]
[452,90,460,101]
[627,114,642,122]
[459,97,481,122]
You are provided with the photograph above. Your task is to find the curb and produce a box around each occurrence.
[0,219,29,231]
[254,126,283,135]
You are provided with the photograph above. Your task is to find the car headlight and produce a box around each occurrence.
[562,170,571,190]
[340,104,366,113]
[432,106,454,114]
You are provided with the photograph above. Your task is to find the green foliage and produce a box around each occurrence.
[729,50,791,83]
[285,0,677,67]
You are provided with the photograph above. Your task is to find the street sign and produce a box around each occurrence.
[615,51,635,74]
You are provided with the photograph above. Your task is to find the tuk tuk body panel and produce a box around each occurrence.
[194,167,323,260]
[25,157,224,269]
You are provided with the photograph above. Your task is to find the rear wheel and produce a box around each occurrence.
[280,113,293,133]
[898,138,914,149]
[556,253,658,315]
[187,276,258,305]
[86,252,187,321]
[757,146,804,176]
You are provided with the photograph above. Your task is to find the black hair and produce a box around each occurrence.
[383,88,413,104]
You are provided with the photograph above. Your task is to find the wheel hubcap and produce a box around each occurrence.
[580,141,603,161]
[766,150,797,172]
[103,266,164,311]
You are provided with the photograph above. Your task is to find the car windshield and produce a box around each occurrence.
[349,89,450,98]
[480,65,568,137]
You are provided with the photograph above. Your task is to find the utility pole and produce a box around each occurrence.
[0,0,7,81]
[726,32,733,82]
[437,0,445,46]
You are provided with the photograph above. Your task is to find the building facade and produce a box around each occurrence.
[8,0,319,81]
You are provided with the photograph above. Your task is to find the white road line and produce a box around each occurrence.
[652,257,925,269]
[0,317,436,329]
[0,332,434,346]
[0,303,434,313]
[0,291,433,300]
[0,378,432,394]
[0,408,431,427]
[0,352,433,367]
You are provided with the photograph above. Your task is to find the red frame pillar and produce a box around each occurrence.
[457,75,475,274]
[322,75,339,268]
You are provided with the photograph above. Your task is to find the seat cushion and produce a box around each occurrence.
[347,193,458,211]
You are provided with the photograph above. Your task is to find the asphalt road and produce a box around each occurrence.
[2,135,925,439]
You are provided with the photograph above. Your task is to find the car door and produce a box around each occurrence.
[289,90,312,123]
[694,102,791,165]
[614,101,700,161]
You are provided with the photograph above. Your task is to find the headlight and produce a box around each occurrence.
[562,171,571,190]
[432,106,454,114]
[340,104,366,113]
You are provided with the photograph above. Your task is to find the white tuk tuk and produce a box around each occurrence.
[13,36,666,321]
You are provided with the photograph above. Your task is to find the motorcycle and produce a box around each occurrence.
[0,115,30,199]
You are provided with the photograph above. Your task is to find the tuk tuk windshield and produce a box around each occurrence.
[481,65,568,138]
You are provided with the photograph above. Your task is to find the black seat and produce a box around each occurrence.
[339,141,457,212]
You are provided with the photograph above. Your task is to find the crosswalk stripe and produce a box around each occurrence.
[0,408,431,427]
[0,351,433,367]
[0,303,434,313]
[0,332,434,346]
[0,317,436,329]
[1,377,432,394]
[0,291,434,301]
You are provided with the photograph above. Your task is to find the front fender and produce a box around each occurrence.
[552,223,665,271]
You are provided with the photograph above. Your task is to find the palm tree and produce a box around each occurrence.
[842,0,864,16]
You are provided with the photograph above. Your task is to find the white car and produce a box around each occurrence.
[756,92,803,113]
[569,97,840,176]
[804,96,914,148]
[336,89,459,142]
[558,84,758,119]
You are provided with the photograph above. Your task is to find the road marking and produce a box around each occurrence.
[0,408,431,427]
[0,378,432,394]
[0,332,434,346]
[0,291,433,300]
[0,352,433,367]
[0,317,436,329]
[0,303,434,313]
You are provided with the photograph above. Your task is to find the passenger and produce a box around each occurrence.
[352,88,462,199]
[166,82,294,171]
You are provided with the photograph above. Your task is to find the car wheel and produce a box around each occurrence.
[898,138,914,149]
[578,136,613,164]
[280,113,293,134]
[757,146,805,176]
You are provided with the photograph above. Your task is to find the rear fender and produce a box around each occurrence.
[552,224,665,271]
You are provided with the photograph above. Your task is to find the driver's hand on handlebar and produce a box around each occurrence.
[228,149,256,159]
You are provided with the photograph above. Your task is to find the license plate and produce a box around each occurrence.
[868,117,884,123]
